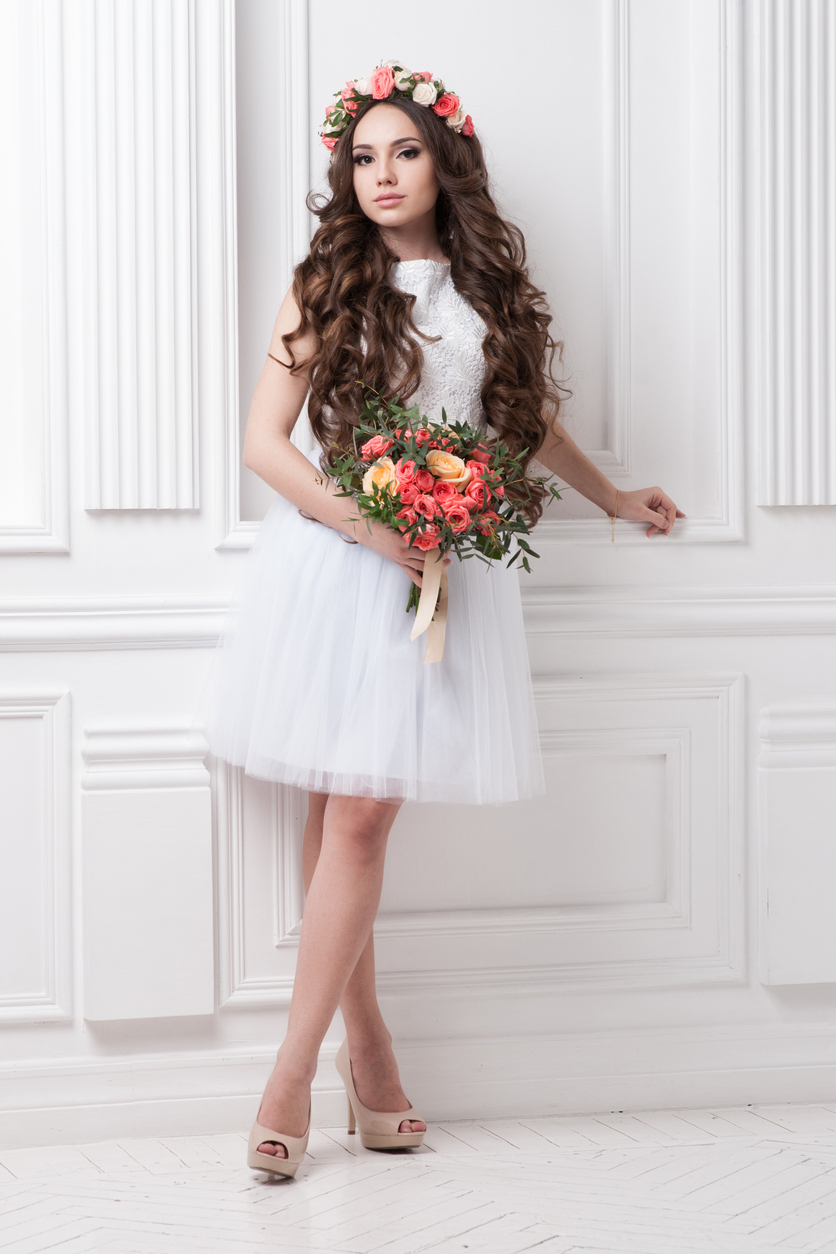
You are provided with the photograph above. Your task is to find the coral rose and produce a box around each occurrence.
[414,493,441,518]
[398,482,419,505]
[394,458,417,484]
[396,506,418,526]
[476,510,502,535]
[413,428,432,445]
[370,65,395,99]
[443,500,472,533]
[470,447,492,464]
[361,435,393,459]
[361,456,398,496]
[465,459,486,479]
[414,468,434,492]
[431,479,458,505]
[413,524,441,551]
[464,480,488,510]
[432,93,460,118]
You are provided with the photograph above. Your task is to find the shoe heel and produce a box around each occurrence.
[347,1093,356,1134]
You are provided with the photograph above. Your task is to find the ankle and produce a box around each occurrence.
[345,1024,394,1057]
[272,1047,318,1088]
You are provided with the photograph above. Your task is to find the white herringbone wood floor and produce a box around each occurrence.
[4,1104,836,1253]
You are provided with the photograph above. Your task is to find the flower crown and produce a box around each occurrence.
[320,59,474,150]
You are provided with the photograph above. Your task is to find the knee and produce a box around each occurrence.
[329,799,397,865]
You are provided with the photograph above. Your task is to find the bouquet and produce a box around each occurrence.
[329,384,563,662]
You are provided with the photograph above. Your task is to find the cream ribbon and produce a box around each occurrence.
[409,551,449,664]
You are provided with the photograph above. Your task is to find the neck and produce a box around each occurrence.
[378,208,446,263]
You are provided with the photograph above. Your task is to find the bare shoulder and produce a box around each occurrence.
[268,284,318,373]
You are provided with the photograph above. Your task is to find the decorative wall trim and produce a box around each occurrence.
[6,1019,836,1146]
[541,0,743,544]
[215,762,304,1010]
[216,0,311,550]
[0,691,72,1023]
[756,0,836,505]
[0,1,69,553]
[81,724,210,791]
[82,0,199,510]
[2,585,836,650]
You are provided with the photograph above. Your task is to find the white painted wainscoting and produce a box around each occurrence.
[1,0,836,1153]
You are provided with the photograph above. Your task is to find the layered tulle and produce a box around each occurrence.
[198,488,544,805]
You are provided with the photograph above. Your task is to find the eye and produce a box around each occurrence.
[398,147,421,160]
[352,153,373,165]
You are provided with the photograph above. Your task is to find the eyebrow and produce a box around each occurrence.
[352,136,423,151]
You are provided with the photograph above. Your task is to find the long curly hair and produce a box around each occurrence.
[281,97,569,523]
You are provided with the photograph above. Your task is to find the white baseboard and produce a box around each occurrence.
[3,1025,836,1149]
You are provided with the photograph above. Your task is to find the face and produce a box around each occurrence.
[351,104,440,229]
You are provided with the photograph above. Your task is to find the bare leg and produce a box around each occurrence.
[255,791,406,1156]
[304,794,425,1137]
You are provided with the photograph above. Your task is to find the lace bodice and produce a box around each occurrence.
[391,260,488,429]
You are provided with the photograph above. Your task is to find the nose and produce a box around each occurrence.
[376,156,396,185]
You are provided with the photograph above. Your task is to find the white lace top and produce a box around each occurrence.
[391,259,488,429]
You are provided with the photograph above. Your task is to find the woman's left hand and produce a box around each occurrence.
[616,487,685,537]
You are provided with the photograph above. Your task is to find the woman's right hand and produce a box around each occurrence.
[352,518,431,587]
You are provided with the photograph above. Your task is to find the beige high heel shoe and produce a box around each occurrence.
[246,1100,311,1178]
[335,1039,426,1150]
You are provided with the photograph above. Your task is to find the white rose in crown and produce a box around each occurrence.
[384,60,414,92]
[446,105,466,132]
[411,81,438,107]
[353,75,371,96]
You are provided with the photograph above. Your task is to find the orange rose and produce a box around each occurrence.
[426,449,472,491]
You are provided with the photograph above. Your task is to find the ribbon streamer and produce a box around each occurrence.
[409,551,449,664]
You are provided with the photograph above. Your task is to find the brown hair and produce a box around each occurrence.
[282,97,568,522]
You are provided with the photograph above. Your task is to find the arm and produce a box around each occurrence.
[535,417,685,537]
[243,287,431,584]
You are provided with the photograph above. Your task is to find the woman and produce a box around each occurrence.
[204,61,684,1177]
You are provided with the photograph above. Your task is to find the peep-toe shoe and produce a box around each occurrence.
[246,1100,311,1178]
[335,1038,426,1150]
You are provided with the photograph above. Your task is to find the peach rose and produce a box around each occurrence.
[361,456,398,496]
[361,435,393,459]
[414,468,435,492]
[426,448,472,491]
[413,523,441,551]
[370,65,395,99]
[432,93,460,118]
[443,500,472,533]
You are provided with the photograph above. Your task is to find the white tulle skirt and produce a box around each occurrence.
[198,485,545,805]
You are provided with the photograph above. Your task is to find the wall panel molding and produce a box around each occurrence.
[2,585,836,650]
[216,0,311,550]
[81,0,199,510]
[756,0,836,505]
[81,722,214,1020]
[0,690,72,1023]
[0,1,69,553]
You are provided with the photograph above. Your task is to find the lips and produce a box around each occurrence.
[374,194,404,204]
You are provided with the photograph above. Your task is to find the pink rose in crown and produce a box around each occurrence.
[414,493,441,519]
[431,479,458,505]
[413,523,441,551]
[398,482,420,505]
[414,468,434,492]
[322,136,337,151]
[370,65,395,99]
[361,435,394,459]
[443,499,471,533]
[462,115,474,137]
[432,93,460,118]
[414,71,433,82]
[463,480,487,511]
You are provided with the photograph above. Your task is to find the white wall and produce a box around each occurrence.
[1,0,836,1149]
